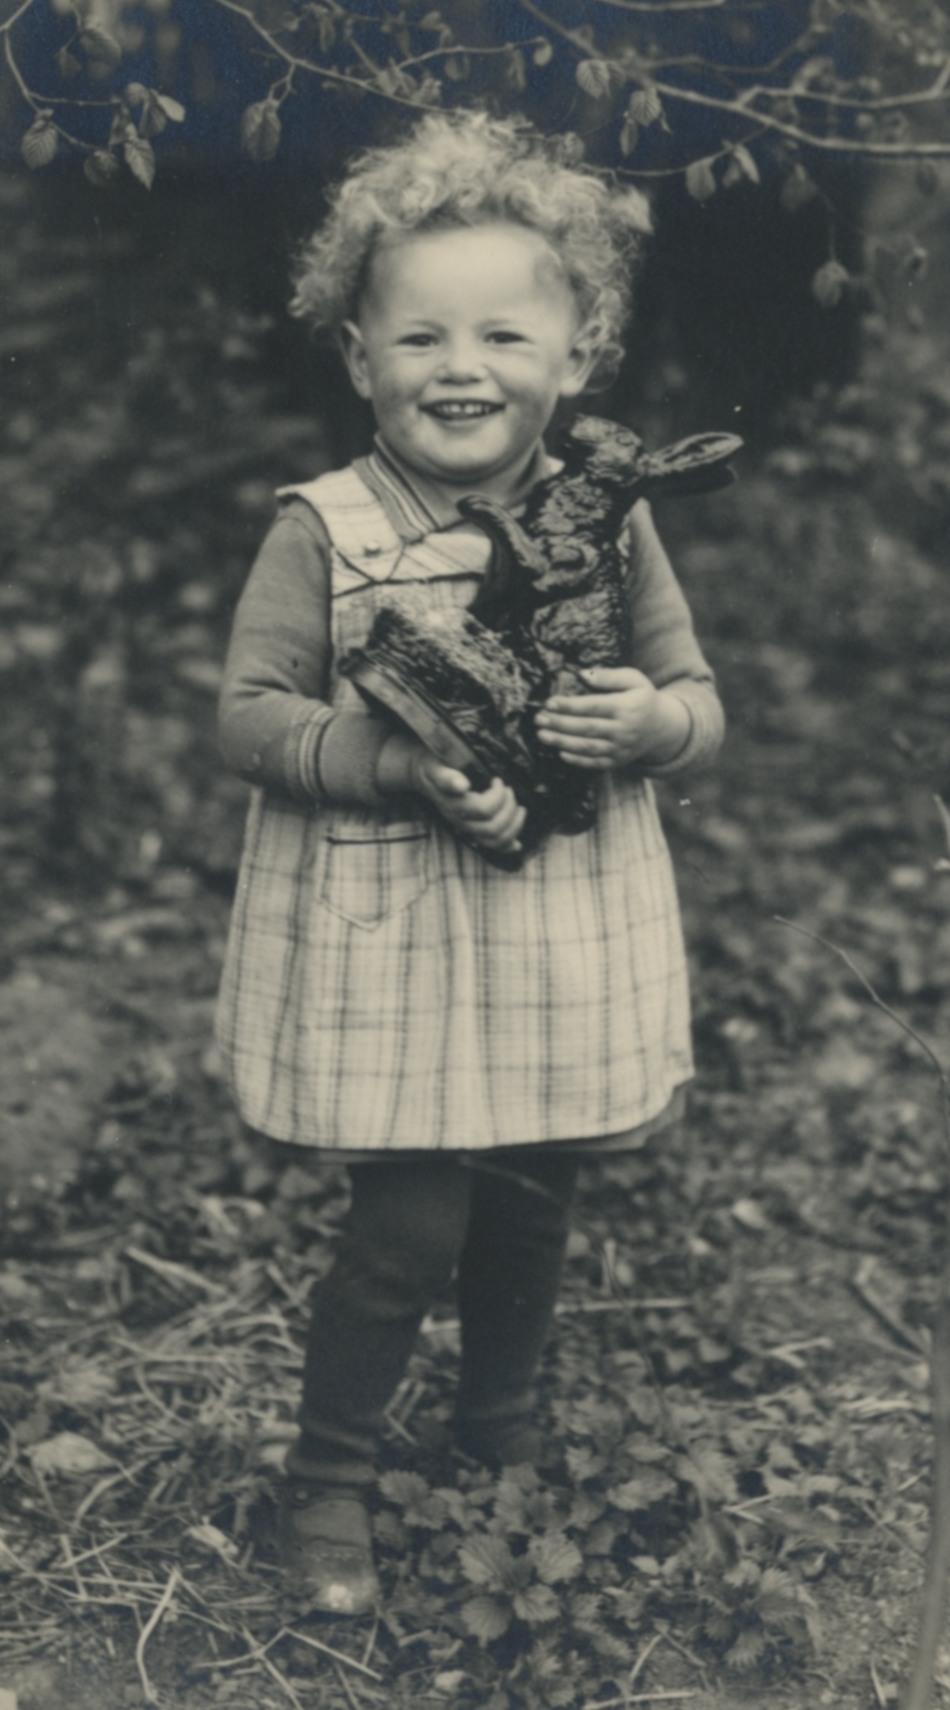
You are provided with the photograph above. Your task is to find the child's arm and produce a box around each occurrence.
[534,500,724,775]
[219,501,525,853]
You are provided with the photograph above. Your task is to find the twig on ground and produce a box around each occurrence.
[628,1629,664,1688]
[189,1625,286,1672]
[360,1615,379,1671]
[124,1243,227,1297]
[242,1626,306,1710]
[652,1622,710,1689]
[421,1297,687,1334]
[284,1626,384,1681]
[0,1418,17,1481]
[848,1260,928,1356]
[333,1656,362,1710]
[134,1565,180,1705]
[75,1463,144,1522]
[871,1655,892,1707]
[57,1533,88,1602]
[581,1692,698,1707]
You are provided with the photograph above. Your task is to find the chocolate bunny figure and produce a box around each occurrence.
[344,416,742,864]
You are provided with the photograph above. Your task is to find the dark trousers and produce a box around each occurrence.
[286,1148,579,1487]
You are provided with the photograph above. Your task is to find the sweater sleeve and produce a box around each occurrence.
[217,499,394,805]
[623,499,725,776]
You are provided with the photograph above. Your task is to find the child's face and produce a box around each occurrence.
[340,222,596,502]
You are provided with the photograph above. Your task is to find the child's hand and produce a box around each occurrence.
[414,753,526,854]
[377,732,525,853]
[535,667,690,771]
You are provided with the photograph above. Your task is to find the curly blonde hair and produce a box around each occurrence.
[290,110,651,385]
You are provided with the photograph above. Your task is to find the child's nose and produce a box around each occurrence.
[437,339,488,381]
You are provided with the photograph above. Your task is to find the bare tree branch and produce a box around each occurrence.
[519,0,950,158]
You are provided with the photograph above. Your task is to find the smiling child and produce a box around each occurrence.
[215,109,724,1615]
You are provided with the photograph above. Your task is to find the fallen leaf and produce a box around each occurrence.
[29,1432,114,1476]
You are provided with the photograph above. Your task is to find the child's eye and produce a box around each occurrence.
[487,330,526,345]
[399,333,437,347]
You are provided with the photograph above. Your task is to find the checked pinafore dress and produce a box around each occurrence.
[214,462,693,1153]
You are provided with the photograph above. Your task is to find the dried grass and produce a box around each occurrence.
[0,1227,381,1706]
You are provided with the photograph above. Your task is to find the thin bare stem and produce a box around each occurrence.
[518,0,950,159]
[3,30,97,148]
[0,0,39,35]
[774,870,950,1710]
[208,0,431,111]
[773,916,947,1084]
[284,1627,384,1682]
[134,1566,180,1704]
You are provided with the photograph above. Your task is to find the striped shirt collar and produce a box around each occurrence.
[355,435,552,542]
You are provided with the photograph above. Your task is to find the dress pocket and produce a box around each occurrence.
[317,814,432,930]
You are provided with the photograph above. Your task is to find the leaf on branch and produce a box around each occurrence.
[811,259,850,307]
[416,74,441,106]
[731,143,760,184]
[55,44,82,80]
[792,54,834,93]
[627,85,662,127]
[132,87,186,137]
[576,59,615,101]
[374,64,400,97]
[620,119,639,157]
[84,148,120,187]
[79,24,122,73]
[21,116,58,170]
[138,95,168,138]
[461,1594,511,1642]
[905,244,928,278]
[240,99,282,163]
[533,39,553,68]
[123,132,156,189]
[685,157,717,202]
[556,132,586,166]
[781,163,818,212]
[505,47,527,94]
[443,54,470,82]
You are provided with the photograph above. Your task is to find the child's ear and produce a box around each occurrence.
[559,322,600,399]
[339,321,373,399]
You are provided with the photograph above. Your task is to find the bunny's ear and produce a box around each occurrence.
[636,432,745,498]
[557,414,646,467]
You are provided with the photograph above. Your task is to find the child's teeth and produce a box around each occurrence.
[433,403,495,417]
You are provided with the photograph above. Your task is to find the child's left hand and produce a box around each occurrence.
[535,667,690,770]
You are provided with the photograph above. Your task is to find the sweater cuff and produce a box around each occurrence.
[312,710,393,806]
[643,681,724,778]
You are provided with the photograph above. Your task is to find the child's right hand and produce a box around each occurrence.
[377,734,525,855]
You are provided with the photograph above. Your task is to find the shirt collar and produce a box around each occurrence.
[354,435,553,543]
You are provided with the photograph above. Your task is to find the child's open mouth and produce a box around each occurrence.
[423,402,503,421]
